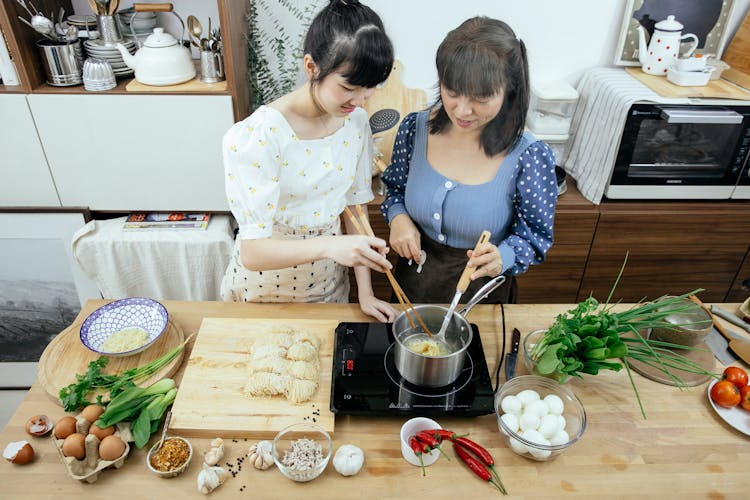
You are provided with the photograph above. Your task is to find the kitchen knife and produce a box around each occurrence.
[705,328,741,366]
[710,305,750,334]
[505,328,521,381]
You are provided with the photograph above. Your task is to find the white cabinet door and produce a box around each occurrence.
[27,94,234,211]
[0,94,61,207]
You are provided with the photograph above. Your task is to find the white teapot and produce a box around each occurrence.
[637,16,698,76]
[116,28,195,86]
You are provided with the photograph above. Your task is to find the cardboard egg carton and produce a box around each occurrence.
[51,417,132,483]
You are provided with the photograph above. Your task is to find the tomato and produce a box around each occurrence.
[711,380,741,408]
[722,366,749,389]
[740,386,750,412]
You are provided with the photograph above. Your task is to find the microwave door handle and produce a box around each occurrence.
[660,108,743,124]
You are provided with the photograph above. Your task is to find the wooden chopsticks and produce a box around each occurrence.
[343,206,433,335]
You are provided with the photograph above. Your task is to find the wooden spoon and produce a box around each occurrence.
[689,295,750,366]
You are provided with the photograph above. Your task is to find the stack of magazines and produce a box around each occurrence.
[123,213,211,230]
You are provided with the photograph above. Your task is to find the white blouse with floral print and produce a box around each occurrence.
[223,106,375,240]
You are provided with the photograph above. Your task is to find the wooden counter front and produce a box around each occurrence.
[1,301,748,498]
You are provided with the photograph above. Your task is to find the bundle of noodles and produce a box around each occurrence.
[244,331,320,403]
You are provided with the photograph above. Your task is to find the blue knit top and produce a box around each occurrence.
[380,111,557,276]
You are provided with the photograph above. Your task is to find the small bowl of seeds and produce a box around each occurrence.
[272,423,332,482]
[146,436,193,478]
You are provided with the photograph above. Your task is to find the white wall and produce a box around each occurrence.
[367,0,750,90]
[260,0,750,93]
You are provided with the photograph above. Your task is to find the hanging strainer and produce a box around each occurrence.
[369,108,400,134]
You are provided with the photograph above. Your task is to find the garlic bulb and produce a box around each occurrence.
[203,437,225,466]
[197,464,230,495]
[248,440,274,470]
[333,444,364,476]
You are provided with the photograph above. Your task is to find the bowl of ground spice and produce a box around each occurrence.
[272,423,332,482]
[146,436,193,478]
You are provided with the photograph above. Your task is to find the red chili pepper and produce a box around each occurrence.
[415,431,450,460]
[423,428,467,442]
[453,442,507,495]
[409,436,426,476]
[454,438,506,494]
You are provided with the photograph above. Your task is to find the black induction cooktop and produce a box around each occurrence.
[330,322,495,416]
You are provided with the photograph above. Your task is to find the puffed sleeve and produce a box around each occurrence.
[497,141,558,275]
[223,110,282,240]
[345,109,375,206]
[380,112,418,223]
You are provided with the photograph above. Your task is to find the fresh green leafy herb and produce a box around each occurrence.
[528,254,718,418]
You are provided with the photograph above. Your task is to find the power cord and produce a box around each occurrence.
[493,302,506,395]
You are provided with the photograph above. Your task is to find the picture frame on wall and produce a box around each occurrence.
[0,210,101,388]
[614,0,736,66]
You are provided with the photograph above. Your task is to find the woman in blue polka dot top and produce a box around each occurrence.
[380,16,557,304]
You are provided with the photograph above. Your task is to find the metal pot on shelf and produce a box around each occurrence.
[392,274,506,387]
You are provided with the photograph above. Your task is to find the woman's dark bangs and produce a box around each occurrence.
[440,46,503,98]
[341,28,394,87]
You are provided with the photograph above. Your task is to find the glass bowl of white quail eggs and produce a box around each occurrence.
[495,375,586,461]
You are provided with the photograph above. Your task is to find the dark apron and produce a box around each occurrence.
[393,232,517,305]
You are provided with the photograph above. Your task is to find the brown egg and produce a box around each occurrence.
[53,416,77,440]
[25,414,52,436]
[62,433,86,459]
[79,404,105,423]
[89,423,115,441]
[3,441,34,465]
[98,435,126,461]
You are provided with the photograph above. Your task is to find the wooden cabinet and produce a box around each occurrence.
[0,94,60,206]
[580,201,750,303]
[516,189,598,304]
[726,250,750,303]
[27,93,233,211]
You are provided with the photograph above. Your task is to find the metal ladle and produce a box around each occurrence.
[434,231,492,341]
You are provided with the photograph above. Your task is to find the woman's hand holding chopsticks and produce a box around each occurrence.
[324,234,393,273]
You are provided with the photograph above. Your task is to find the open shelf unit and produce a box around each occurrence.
[0,0,249,120]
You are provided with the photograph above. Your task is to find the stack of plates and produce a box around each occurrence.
[66,14,99,40]
[67,14,98,30]
[82,39,136,79]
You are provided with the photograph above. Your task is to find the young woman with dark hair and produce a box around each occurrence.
[221,0,397,322]
[381,16,557,304]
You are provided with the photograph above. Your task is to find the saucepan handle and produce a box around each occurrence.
[458,273,507,317]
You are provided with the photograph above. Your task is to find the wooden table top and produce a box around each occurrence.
[1,300,748,498]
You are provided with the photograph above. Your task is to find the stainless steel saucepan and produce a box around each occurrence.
[393,273,506,387]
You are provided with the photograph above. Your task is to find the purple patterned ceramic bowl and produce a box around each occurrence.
[79,298,168,357]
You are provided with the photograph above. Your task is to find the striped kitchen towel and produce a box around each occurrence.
[561,68,687,204]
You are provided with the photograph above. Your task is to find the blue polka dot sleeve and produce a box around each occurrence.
[498,141,558,276]
[380,113,418,224]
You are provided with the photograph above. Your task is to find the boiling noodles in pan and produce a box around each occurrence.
[404,333,451,356]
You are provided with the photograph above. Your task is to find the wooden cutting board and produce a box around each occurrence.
[722,9,750,91]
[364,59,427,170]
[625,67,750,100]
[168,317,337,439]
[37,318,185,406]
